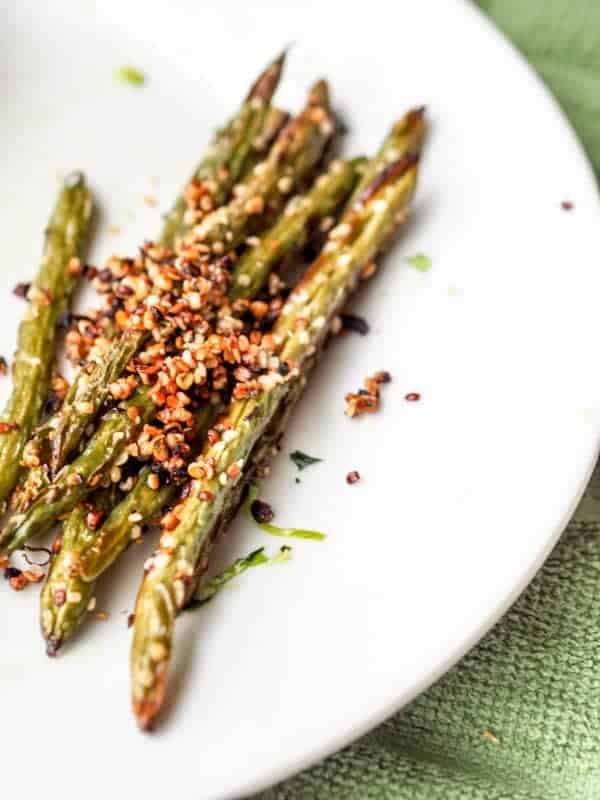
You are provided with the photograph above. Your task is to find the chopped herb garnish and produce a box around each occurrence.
[115,66,146,87]
[290,449,322,471]
[185,545,292,610]
[272,546,293,563]
[247,485,326,540]
[406,253,432,272]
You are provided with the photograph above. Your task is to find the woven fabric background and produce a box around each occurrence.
[256,3,600,797]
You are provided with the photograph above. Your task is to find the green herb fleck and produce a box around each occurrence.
[406,253,432,272]
[271,546,293,564]
[247,485,326,541]
[115,66,146,87]
[290,450,322,471]
[185,545,292,610]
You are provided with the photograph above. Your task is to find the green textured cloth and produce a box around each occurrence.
[257,4,600,798]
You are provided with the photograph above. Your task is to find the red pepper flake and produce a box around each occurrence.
[85,509,106,530]
[346,470,361,485]
[0,421,18,434]
[0,357,7,376]
[561,201,574,211]
[405,392,421,402]
[127,613,135,628]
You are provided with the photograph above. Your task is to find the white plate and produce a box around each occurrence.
[2,1,600,798]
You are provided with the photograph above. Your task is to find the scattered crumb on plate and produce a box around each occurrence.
[345,370,391,417]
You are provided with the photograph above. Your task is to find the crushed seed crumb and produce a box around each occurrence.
[85,509,105,530]
[0,421,18,434]
[251,498,274,524]
[244,195,265,215]
[13,281,31,299]
[68,257,83,275]
[131,524,143,540]
[22,569,44,584]
[66,472,83,487]
[54,588,67,606]
[340,313,369,335]
[37,158,308,488]
[361,261,377,280]
[330,316,343,335]
[345,370,391,417]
